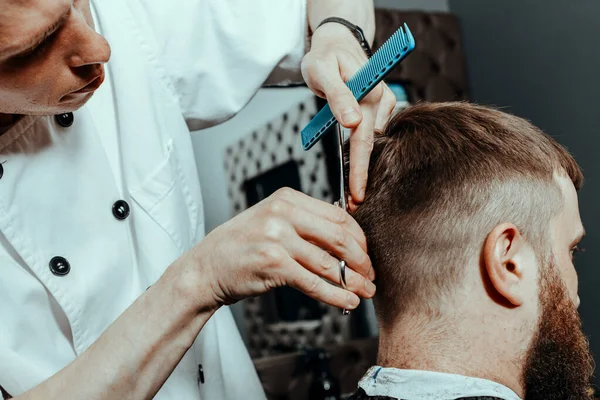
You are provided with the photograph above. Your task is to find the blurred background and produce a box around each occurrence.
[191,1,599,398]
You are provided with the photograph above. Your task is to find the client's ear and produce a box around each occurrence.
[483,223,527,307]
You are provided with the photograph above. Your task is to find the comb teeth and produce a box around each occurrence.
[301,23,416,150]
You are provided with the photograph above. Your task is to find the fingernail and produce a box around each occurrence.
[359,188,365,199]
[348,293,360,309]
[369,266,376,281]
[342,108,361,125]
[365,280,376,296]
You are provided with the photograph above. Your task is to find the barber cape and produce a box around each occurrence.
[0,0,306,399]
[347,367,522,400]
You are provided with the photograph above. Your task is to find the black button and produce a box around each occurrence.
[55,113,74,127]
[112,200,130,220]
[49,256,70,276]
[197,364,205,385]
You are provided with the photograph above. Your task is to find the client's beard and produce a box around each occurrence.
[523,258,595,400]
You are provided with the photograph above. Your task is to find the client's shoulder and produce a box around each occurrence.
[346,387,506,400]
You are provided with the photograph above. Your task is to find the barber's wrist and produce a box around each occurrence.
[310,22,368,57]
[162,253,222,316]
[316,17,373,57]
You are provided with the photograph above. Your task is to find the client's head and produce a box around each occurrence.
[352,102,593,399]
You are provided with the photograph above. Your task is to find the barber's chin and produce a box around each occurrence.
[58,91,94,111]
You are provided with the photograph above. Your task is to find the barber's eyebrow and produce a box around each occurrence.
[3,7,70,59]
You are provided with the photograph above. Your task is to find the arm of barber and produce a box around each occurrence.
[17,190,374,400]
[2,1,388,399]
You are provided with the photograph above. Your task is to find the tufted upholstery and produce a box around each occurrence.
[374,10,470,102]
[244,294,353,359]
[254,337,378,400]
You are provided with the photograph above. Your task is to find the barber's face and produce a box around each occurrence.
[0,0,111,115]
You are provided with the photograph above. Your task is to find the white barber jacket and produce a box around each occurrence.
[0,0,306,398]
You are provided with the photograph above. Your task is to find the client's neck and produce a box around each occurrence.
[377,308,527,398]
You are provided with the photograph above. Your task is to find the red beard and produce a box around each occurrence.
[523,259,595,400]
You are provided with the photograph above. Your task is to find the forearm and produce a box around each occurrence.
[14,261,217,400]
[306,0,375,44]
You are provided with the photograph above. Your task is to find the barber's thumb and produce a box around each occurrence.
[329,88,362,128]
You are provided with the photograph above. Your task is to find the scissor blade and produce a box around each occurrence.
[337,124,347,211]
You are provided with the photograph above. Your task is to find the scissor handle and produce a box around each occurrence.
[339,260,350,315]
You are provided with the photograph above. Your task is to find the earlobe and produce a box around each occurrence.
[483,223,525,307]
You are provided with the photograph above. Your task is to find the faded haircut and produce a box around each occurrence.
[350,102,583,327]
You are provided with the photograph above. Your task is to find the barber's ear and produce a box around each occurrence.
[483,223,526,307]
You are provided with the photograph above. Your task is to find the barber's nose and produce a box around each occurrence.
[66,14,111,71]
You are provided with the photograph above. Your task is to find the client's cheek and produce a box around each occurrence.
[552,251,579,305]
[561,266,579,306]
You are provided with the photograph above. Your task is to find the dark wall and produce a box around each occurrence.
[450,0,600,379]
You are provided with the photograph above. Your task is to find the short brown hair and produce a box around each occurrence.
[351,102,583,327]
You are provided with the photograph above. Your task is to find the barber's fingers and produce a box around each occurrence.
[285,258,361,310]
[374,84,397,132]
[302,55,363,128]
[345,86,394,213]
[289,238,376,299]
[272,188,368,255]
[348,98,378,204]
[273,196,372,280]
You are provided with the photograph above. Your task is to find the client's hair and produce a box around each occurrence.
[351,102,583,327]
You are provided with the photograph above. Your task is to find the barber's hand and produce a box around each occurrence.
[302,23,397,208]
[192,188,375,309]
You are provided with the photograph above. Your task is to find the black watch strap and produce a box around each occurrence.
[316,17,373,58]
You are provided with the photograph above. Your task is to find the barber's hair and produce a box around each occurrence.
[351,102,583,327]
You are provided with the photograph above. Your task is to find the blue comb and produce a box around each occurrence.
[301,23,416,150]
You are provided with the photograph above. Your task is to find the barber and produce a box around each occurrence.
[0,0,396,399]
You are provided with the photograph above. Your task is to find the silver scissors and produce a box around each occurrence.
[333,123,350,316]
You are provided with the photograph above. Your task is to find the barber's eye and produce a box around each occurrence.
[12,33,57,63]
[570,246,585,260]
[26,41,48,57]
